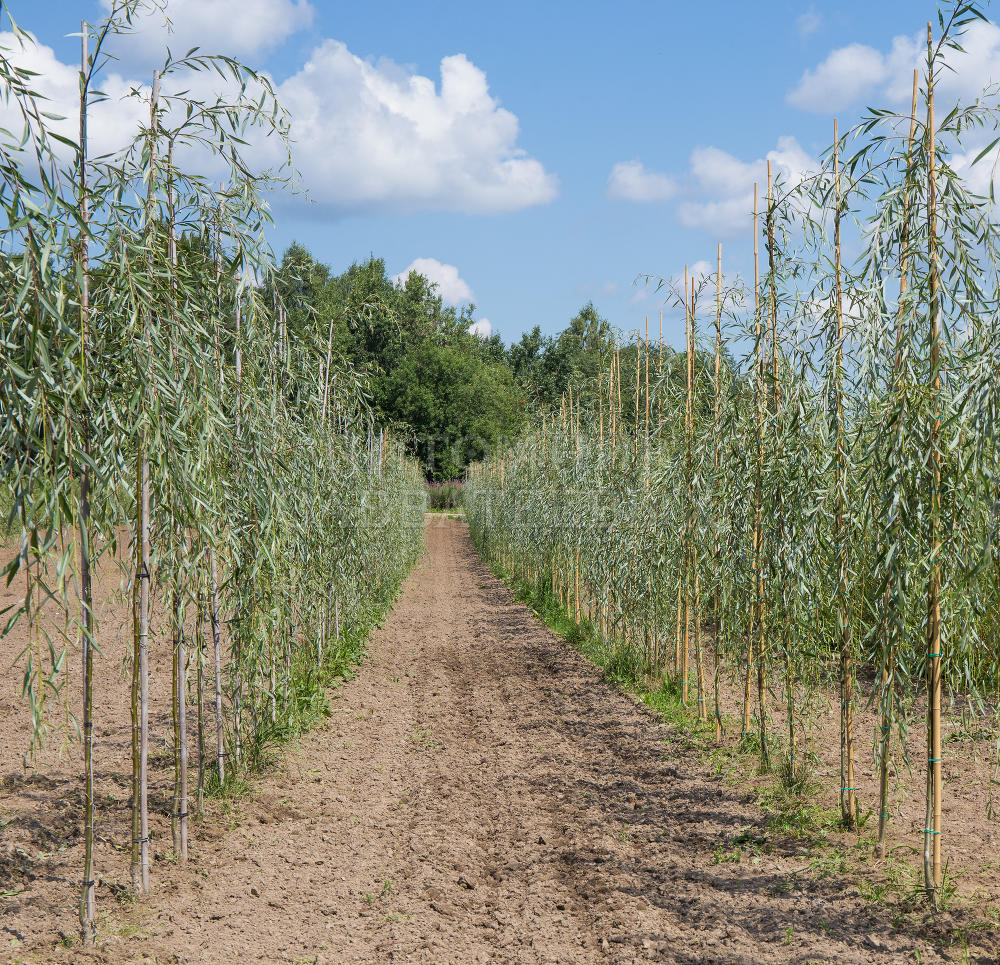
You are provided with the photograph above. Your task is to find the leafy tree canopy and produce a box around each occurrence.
[272,244,613,478]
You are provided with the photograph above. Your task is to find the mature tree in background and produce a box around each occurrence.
[382,342,526,480]
[271,246,622,478]
[509,301,613,409]
[272,243,519,478]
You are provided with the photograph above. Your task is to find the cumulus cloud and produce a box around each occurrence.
[661,260,713,302]
[951,140,1000,199]
[100,0,314,62]
[0,26,557,218]
[0,31,146,161]
[786,39,913,112]
[787,21,1000,113]
[0,27,293,180]
[677,136,815,237]
[606,160,676,202]
[393,258,474,304]
[274,41,558,213]
[468,318,492,338]
[684,260,713,284]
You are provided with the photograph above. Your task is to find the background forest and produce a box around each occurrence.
[273,242,620,478]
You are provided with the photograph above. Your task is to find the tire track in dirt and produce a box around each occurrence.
[70,516,990,963]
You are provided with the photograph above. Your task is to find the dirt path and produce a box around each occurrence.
[26,517,995,963]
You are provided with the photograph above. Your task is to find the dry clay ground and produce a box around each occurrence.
[4,516,1000,963]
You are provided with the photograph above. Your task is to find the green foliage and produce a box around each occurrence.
[465,1,1000,905]
[0,0,427,931]
[272,245,516,478]
[508,301,615,409]
[273,247,621,478]
[383,342,526,479]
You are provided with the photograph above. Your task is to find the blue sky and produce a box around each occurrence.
[20,0,996,347]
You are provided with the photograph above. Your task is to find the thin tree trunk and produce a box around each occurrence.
[833,119,856,827]
[878,67,919,860]
[176,593,188,861]
[196,589,205,819]
[765,161,783,777]
[209,547,225,786]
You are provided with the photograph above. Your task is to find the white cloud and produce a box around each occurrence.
[685,260,713,284]
[100,0,314,61]
[797,7,822,38]
[786,40,910,112]
[468,318,492,338]
[951,139,1000,198]
[393,258,474,304]
[787,21,1000,114]
[274,41,557,213]
[606,160,676,202]
[0,27,294,179]
[0,27,557,218]
[660,260,713,303]
[677,136,816,237]
[0,31,145,161]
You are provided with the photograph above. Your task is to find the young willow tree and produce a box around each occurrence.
[466,1,1000,906]
[0,1,425,941]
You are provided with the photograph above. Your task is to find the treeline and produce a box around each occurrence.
[273,243,626,478]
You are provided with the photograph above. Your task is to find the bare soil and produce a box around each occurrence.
[2,517,999,962]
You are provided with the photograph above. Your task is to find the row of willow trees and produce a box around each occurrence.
[0,2,425,942]
[467,4,1000,905]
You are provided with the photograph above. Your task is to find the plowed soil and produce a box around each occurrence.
[3,517,999,963]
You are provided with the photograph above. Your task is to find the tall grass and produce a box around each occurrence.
[426,480,464,511]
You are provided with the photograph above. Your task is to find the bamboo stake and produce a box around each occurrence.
[78,21,97,942]
[713,242,724,741]
[743,183,761,738]
[924,21,944,900]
